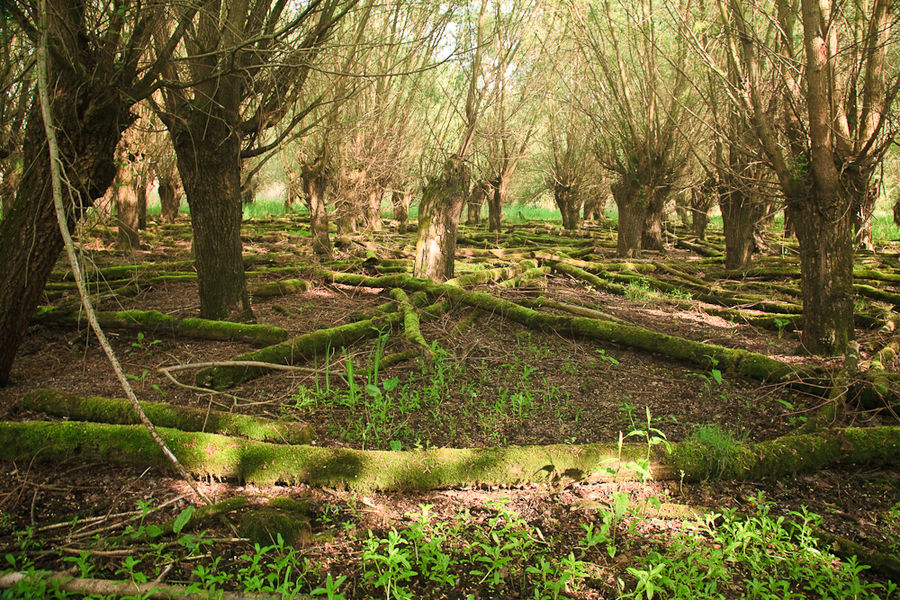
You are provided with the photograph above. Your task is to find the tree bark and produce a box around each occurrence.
[487,176,506,232]
[583,195,603,221]
[792,188,856,354]
[414,158,469,280]
[171,111,252,322]
[157,175,181,223]
[0,27,130,384]
[719,185,762,270]
[466,181,487,226]
[365,187,383,231]
[641,186,667,250]
[114,147,140,251]
[612,177,644,257]
[392,189,411,234]
[301,159,333,259]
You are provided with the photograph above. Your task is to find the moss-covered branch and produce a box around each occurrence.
[21,390,312,444]
[247,279,311,298]
[389,288,432,356]
[33,309,288,346]
[196,311,403,389]
[0,421,897,491]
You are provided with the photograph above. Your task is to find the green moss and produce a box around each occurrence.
[21,390,313,444]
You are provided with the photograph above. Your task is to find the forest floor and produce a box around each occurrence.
[0,213,899,599]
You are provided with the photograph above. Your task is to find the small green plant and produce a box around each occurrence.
[311,574,348,599]
[773,317,790,338]
[597,349,620,365]
[130,331,162,355]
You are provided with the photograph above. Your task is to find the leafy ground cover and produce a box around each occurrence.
[0,208,898,598]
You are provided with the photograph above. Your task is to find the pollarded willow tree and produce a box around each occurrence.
[707,0,899,354]
[567,0,697,257]
[413,0,488,280]
[544,100,600,230]
[152,0,358,321]
[0,0,197,385]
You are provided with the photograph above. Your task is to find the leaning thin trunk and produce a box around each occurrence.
[414,159,468,280]
[172,118,251,322]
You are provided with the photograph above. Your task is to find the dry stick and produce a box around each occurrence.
[36,16,210,505]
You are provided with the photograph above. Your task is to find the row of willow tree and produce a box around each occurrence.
[0,0,898,385]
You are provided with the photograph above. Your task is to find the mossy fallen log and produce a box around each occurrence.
[22,390,313,444]
[854,283,900,307]
[196,311,403,389]
[0,421,897,490]
[247,278,311,298]
[446,260,538,287]
[33,309,288,346]
[496,267,550,288]
[673,238,722,257]
[389,288,431,356]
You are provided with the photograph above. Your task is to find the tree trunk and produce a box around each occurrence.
[466,181,487,226]
[137,174,150,230]
[690,185,714,240]
[487,177,505,232]
[850,174,877,251]
[301,159,333,259]
[0,71,130,384]
[392,189,411,234]
[171,114,252,322]
[365,187,383,231]
[554,180,582,230]
[719,186,761,270]
[157,177,180,223]
[791,189,855,354]
[414,158,468,280]
[114,149,140,251]
[583,196,603,221]
[611,177,644,257]
[641,187,667,251]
